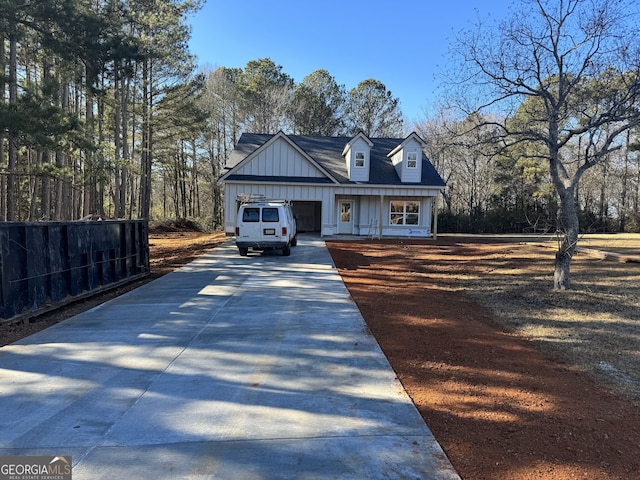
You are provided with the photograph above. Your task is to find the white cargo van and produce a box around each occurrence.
[235,199,297,256]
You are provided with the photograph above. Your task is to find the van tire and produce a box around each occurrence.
[291,235,297,247]
[238,247,248,256]
[282,245,291,256]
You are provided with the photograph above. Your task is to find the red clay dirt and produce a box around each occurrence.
[327,238,640,480]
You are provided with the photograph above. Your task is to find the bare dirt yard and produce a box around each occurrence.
[327,235,640,480]
[2,231,639,480]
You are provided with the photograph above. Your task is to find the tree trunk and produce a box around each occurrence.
[96,72,106,218]
[180,142,187,218]
[552,174,581,289]
[119,74,130,218]
[29,150,39,221]
[620,131,630,232]
[0,37,5,221]
[554,247,572,290]
[138,59,152,220]
[82,69,95,218]
[41,151,51,220]
[57,78,72,220]
[548,132,581,290]
[7,29,18,221]
[113,66,124,218]
[598,160,608,229]
[192,140,200,218]
[173,164,180,219]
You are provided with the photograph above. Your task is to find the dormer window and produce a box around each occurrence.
[342,132,373,181]
[388,132,426,183]
[407,152,418,168]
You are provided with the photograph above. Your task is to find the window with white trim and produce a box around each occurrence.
[407,152,418,168]
[355,151,365,167]
[390,200,420,225]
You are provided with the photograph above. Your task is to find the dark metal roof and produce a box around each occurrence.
[223,133,446,187]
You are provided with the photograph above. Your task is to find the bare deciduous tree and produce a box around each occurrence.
[450,0,640,289]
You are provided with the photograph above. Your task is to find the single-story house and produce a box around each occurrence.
[219,131,446,238]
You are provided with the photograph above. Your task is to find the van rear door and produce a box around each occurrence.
[238,206,261,240]
[261,207,281,240]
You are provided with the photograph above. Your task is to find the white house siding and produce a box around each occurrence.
[223,182,334,235]
[390,138,423,183]
[328,186,439,237]
[401,139,424,183]
[235,139,326,178]
[223,182,439,237]
[345,137,372,182]
[355,196,433,237]
[222,131,448,238]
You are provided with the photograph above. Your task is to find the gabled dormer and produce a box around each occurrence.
[387,132,426,183]
[342,132,373,182]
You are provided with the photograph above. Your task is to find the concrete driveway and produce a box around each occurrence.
[0,237,459,479]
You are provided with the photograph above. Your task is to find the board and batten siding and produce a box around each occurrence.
[235,138,326,178]
[390,138,423,183]
[346,137,371,182]
[356,196,433,236]
[224,182,439,237]
[223,182,334,235]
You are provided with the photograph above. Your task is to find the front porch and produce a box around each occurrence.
[324,194,438,239]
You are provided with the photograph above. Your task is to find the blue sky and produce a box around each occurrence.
[187,0,513,124]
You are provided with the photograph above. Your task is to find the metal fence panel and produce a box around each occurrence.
[0,220,149,323]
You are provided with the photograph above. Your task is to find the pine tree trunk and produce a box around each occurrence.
[138,59,152,220]
[0,37,5,221]
[53,72,70,220]
[82,70,94,218]
[41,150,51,220]
[192,140,200,218]
[7,29,18,221]
[113,66,123,218]
[119,74,130,218]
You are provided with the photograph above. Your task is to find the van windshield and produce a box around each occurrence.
[262,208,279,222]
[242,208,260,222]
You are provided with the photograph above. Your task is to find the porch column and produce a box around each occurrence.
[379,195,384,239]
[432,194,439,239]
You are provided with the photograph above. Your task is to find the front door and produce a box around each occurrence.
[338,201,353,234]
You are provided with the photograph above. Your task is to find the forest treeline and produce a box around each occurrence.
[1,0,639,233]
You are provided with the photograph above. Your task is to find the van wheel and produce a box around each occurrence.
[282,245,291,256]
[291,235,297,247]
[238,247,248,256]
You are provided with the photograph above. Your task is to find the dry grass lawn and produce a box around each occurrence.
[456,234,640,403]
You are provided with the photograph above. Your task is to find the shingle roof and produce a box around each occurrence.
[223,133,446,187]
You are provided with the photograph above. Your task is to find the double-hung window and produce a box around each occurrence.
[355,151,366,167]
[390,200,420,225]
[407,152,418,168]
